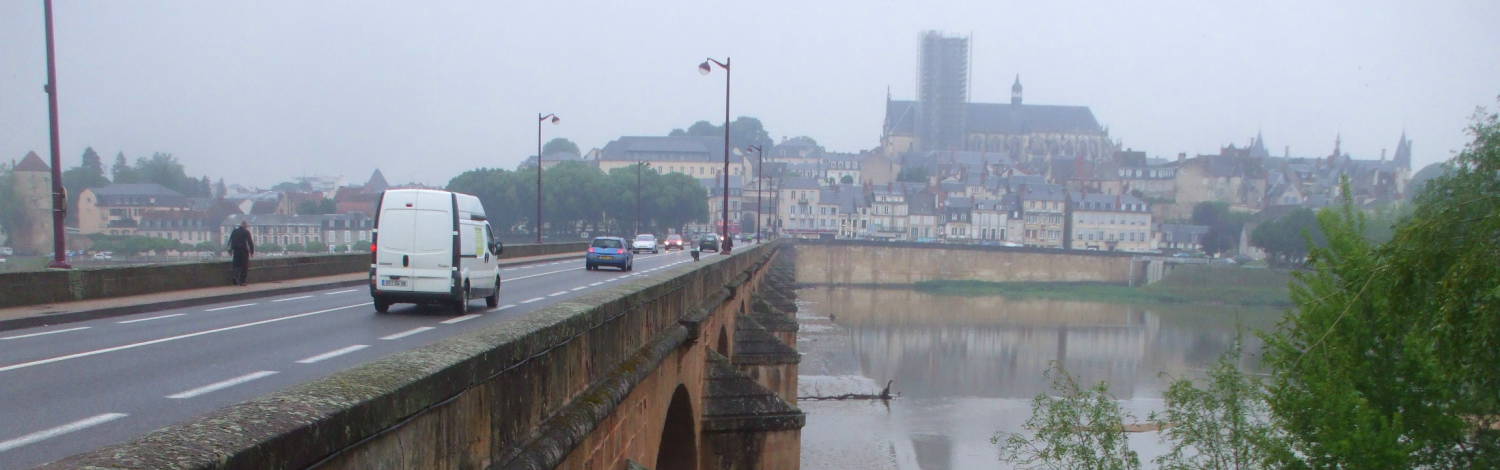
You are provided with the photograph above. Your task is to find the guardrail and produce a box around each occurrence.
[0,242,587,309]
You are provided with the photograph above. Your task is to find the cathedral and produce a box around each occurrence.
[881,32,1116,166]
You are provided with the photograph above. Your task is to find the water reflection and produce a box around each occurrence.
[797,286,1283,470]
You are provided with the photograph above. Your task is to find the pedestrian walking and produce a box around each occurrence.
[228,220,255,286]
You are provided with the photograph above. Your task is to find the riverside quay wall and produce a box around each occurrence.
[42,241,805,470]
[790,239,1142,286]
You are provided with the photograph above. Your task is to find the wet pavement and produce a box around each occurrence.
[795,286,1283,470]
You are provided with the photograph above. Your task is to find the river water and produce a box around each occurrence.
[794,286,1284,469]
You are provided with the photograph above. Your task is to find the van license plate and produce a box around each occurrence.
[381,279,407,287]
[599,256,613,260]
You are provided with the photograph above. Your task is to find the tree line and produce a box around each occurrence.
[447,161,709,238]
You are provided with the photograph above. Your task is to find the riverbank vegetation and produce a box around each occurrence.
[996,102,1500,468]
[916,265,1294,308]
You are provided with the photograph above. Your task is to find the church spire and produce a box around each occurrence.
[1393,130,1412,170]
[1011,74,1023,105]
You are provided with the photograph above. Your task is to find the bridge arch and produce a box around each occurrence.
[656,384,698,470]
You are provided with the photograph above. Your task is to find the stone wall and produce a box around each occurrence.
[0,242,587,308]
[792,239,1139,285]
[40,242,785,470]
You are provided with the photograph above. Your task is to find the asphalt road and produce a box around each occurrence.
[0,247,715,469]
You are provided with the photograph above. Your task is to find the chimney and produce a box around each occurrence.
[1177,152,1186,163]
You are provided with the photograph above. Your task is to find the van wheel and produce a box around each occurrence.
[374,298,391,313]
[485,279,499,308]
[454,288,469,314]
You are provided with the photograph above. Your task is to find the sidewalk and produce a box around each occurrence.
[0,252,582,332]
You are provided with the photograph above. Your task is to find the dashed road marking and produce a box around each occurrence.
[442,314,481,324]
[570,286,587,292]
[1,327,90,341]
[296,344,369,364]
[493,303,516,311]
[205,303,256,312]
[166,371,277,399]
[271,295,314,303]
[0,413,128,453]
[323,289,358,295]
[589,282,603,287]
[0,303,369,373]
[520,297,544,304]
[117,313,185,324]
[547,291,567,297]
[379,326,435,340]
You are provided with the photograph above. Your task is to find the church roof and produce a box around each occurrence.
[364,169,389,193]
[15,151,49,172]
[884,100,1104,137]
[600,136,740,163]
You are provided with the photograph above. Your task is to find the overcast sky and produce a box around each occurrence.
[3,1,1497,188]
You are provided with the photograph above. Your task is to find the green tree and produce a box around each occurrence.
[353,240,370,252]
[260,243,283,253]
[995,364,1141,470]
[840,174,854,184]
[1263,104,1500,468]
[63,147,111,216]
[1249,208,1320,266]
[284,242,306,252]
[542,137,581,156]
[1191,201,1248,256]
[296,198,337,215]
[111,152,136,184]
[668,117,774,150]
[897,166,928,183]
[1149,341,1292,469]
[193,240,222,255]
[304,240,329,253]
[333,244,349,253]
[271,180,313,192]
[132,153,209,196]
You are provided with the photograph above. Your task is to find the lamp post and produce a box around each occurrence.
[746,145,763,243]
[42,0,70,269]
[536,113,559,244]
[698,57,731,246]
[635,161,650,236]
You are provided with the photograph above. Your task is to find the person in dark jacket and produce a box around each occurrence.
[228,221,255,286]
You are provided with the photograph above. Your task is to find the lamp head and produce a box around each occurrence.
[698,61,712,75]
[550,115,560,124]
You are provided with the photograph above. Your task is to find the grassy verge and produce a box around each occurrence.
[915,265,1294,308]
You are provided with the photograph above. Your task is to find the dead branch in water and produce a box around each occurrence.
[800,380,896,401]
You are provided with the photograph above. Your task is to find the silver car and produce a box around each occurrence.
[631,234,659,254]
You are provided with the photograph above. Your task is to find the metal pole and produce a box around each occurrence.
[721,58,731,245]
[43,0,70,269]
[536,114,543,244]
[755,147,763,243]
[635,161,642,236]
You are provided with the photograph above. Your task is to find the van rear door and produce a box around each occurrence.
[407,191,457,294]
[375,192,419,293]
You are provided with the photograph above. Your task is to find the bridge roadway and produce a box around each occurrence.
[0,248,714,469]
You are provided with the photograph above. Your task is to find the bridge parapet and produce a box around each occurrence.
[41,241,801,470]
[791,238,1143,285]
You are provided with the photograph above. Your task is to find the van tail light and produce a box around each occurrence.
[370,242,377,263]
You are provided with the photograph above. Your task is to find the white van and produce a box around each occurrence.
[370,189,503,313]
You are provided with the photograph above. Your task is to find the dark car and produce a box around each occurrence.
[664,234,685,251]
[585,237,633,271]
[697,234,719,252]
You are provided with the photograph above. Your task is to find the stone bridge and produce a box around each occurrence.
[43,242,803,470]
[791,239,1148,286]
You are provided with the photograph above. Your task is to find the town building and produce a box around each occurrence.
[8,152,55,254]
[1156,223,1209,252]
[75,183,193,235]
[1018,184,1067,248]
[598,136,748,181]
[1068,192,1153,252]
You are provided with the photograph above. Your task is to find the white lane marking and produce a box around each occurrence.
[547,291,567,297]
[493,303,516,311]
[296,344,369,364]
[0,413,129,453]
[520,297,544,304]
[570,286,587,292]
[379,326,435,341]
[0,303,369,373]
[589,282,603,287]
[271,295,314,303]
[116,313,186,324]
[508,267,583,281]
[442,314,481,324]
[166,371,278,399]
[205,303,257,312]
[1,326,90,341]
[323,289,358,295]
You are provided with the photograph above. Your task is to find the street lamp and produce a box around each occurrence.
[42,0,70,269]
[635,161,650,236]
[698,57,731,248]
[746,145,763,243]
[536,113,559,244]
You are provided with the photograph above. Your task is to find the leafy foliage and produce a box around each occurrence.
[1191,201,1249,256]
[111,152,211,197]
[1262,103,1500,468]
[1249,208,1321,266]
[63,147,111,223]
[0,163,29,246]
[446,163,707,237]
[897,166,929,183]
[996,364,1141,470]
[667,116,774,151]
[1149,342,1291,469]
[296,198,337,215]
[542,137,581,156]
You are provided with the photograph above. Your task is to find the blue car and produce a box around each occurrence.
[585,236,634,271]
